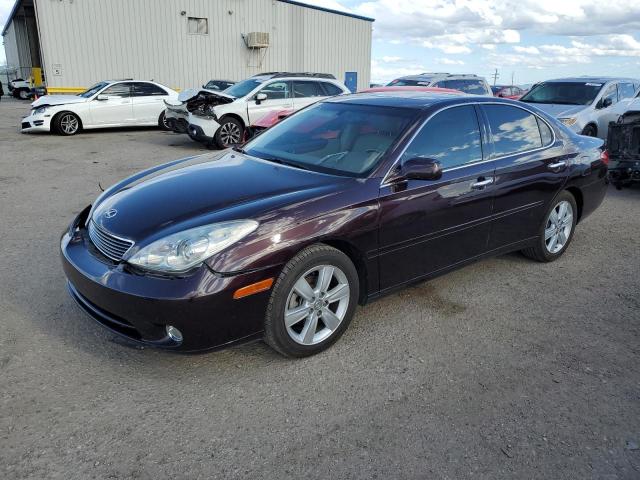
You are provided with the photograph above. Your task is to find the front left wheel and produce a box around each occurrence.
[54,112,81,136]
[214,116,244,149]
[264,244,359,357]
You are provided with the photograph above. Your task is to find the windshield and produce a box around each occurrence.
[78,82,109,98]
[243,102,417,177]
[520,82,604,105]
[223,78,265,98]
[386,78,432,87]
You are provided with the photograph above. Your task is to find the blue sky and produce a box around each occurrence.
[2,0,640,85]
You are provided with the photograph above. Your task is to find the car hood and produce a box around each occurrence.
[91,151,351,243]
[523,103,588,118]
[31,95,87,107]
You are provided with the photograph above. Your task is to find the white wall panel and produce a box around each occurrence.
[30,0,371,90]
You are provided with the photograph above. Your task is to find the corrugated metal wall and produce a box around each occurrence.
[33,0,372,91]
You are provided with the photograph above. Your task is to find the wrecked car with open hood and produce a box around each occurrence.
[186,72,350,149]
[164,88,234,134]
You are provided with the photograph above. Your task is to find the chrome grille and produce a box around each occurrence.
[88,221,134,261]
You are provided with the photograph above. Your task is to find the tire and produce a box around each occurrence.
[54,112,81,136]
[214,116,244,149]
[581,124,597,137]
[158,111,171,131]
[264,244,359,357]
[18,88,30,100]
[522,190,578,262]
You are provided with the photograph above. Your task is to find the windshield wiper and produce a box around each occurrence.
[259,155,310,171]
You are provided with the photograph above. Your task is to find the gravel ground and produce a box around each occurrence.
[1,97,639,480]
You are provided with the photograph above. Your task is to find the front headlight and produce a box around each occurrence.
[559,117,577,126]
[127,220,258,274]
[34,106,47,115]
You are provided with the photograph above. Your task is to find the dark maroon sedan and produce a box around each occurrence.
[61,92,608,357]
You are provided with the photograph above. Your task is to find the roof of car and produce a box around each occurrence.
[328,91,485,109]
[394,73,485,81]
[361,86,464,95]
[543,77,638,83]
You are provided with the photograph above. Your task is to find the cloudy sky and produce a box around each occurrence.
[2,0,640,85]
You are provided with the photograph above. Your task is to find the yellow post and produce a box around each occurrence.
[31,67,43,87]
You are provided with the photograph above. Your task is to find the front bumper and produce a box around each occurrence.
[21,111,52,132]
[60,207,279,352]
[164,107,189,133]
[187,114,220,144]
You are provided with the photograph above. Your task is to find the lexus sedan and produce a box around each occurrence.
[61,92,608,357]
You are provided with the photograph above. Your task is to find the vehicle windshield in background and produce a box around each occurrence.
[244,102,417,177]
[78,82,109,98]
[386,78,432,87]
[520,82,603,105]
[491,86,501,94]
[223,79,264,98]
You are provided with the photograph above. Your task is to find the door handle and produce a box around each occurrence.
[470,177,494,189]
[548,160,567,170]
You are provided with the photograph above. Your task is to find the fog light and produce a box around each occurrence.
[166,325,183,342]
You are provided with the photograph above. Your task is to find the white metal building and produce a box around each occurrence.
[2,0,373,93]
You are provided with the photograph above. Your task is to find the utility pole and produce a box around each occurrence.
[511,71,515,86]
[492,68,499,86]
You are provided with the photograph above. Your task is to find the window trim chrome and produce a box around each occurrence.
[380,101,557,187]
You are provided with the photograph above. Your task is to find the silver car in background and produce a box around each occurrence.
[519,77,640,139]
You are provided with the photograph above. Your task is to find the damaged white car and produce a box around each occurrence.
[186,72,350,148]
[21,80,178,135]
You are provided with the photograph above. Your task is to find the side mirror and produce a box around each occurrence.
[255,92,267,104]
[96,94,109,101]
[400,157,443,181]
[602,97,613,109]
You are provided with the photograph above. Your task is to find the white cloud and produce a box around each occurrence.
[438,58,465,65]
[513,45,540,54]
[381,56,403,63]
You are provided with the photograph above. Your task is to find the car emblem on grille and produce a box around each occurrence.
[104,208,118,219]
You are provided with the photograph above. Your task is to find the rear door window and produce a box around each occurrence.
[131,82,167,97]
[293,81,324,98]
[483,105,543,157]
[402,105,483,169]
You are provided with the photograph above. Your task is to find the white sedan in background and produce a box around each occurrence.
[21,80,179,135]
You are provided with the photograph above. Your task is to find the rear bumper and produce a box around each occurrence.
[609,160,640,185]
[60,208,279,352]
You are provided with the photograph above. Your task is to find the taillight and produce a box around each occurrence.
[601,149,609,165]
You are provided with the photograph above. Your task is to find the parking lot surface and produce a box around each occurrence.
[1,97,639,479]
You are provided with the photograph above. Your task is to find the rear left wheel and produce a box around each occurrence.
[264,244,359,357]
[522,191,577,262]
[158,111,171,131]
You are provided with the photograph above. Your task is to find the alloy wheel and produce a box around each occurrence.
[544,200,574,254]
[284,265,350,345]
[60,114,79,134]
[219,122,241,145]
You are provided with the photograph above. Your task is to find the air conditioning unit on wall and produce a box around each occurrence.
[245,32,270,48]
